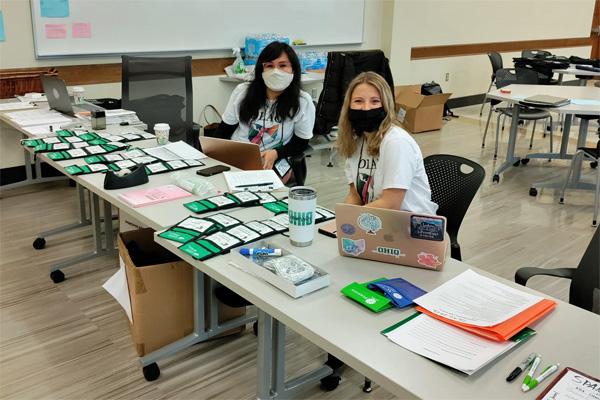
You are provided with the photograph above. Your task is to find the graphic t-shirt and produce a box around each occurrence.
[222,82,315,151]
[344,125,438,215]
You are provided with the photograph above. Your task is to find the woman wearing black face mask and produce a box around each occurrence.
[337,72,437,214]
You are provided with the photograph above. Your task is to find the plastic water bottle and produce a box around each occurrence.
[171,171,217,197]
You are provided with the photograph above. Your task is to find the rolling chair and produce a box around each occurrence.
[479,52,504,117]
[482,68,554,159]
[121,55,200,149]
[424,155,485,261]
[515,227,599,314]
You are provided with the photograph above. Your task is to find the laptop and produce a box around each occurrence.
[334,203,449,271]
[521,95,571,108]
[199,136,263,170]
[40,75,103,116]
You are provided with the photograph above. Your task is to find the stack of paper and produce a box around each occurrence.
[76,109,141,125]
[118,184,192,208]
[383,269,555,374]
[5,109,71,126]
[144,141,206,161]
[224,170,284,192]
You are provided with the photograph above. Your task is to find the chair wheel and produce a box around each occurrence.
[50,270,65,283]
[363,379,373,393]
[33,237,46,250]
[143,363,160,381]
[529,188,538,197]
[513,160,521,167]
[521,158,530,166]
[327,162,333,167]
[320,375,340,391]
[559,197,564,204]
[591,161,598,169]
[253,321,258,336]
[492,174,500,183]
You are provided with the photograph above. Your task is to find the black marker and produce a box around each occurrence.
[506,353,536,382]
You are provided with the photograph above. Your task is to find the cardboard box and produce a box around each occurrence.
[119,228,244,357]
[394,85,452,133]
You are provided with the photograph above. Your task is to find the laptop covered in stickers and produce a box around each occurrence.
[334,204,449,271]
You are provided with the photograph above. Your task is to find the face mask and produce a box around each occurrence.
[262,68,294,91]
[348,107,387,136]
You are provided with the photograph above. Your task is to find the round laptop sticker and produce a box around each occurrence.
[340,223,356,235]
[53,88,60,99]
[357,213,382,235]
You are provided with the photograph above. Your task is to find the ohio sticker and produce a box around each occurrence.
[341,238,365,256]
[372,246,405,258]
[357,213,382,235]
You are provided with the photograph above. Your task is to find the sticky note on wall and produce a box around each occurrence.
[40,0,70,18]
[0,11,5,42]
[72,22,91,39]
[45,24,67,39]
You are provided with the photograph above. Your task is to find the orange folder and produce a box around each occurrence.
[415,299,556,341]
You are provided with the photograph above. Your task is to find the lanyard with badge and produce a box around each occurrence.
[262,104,292,178]
[356,138,376,205]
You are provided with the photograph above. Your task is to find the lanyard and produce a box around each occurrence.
[356,138,376,205]
[258,103,285,150]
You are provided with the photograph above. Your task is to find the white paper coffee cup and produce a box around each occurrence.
[72,86,85,104]
[288,186,317,247]
[154,123,170,145]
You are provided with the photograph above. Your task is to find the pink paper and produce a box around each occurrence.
[118,185,192,208]
[45,24,67,39]
[72,22,91,39]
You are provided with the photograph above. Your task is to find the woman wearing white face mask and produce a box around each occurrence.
[215,42,315,174]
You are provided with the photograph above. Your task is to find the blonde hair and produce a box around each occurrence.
[337,72,399,158]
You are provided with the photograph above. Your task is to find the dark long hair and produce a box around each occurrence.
[239,41,302,125]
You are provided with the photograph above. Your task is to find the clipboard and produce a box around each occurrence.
[536,367,600,400]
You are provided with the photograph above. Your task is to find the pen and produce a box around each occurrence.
[506,352,536,382]
[521,355,542,391]
[236,182,274,188]
[239,248,282,257]
[522,364,560,392]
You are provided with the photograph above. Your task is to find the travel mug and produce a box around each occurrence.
[288,186,317,247]
[72,86,85,104]
[154,123,170,145]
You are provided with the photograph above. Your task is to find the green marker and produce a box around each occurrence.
[521,354,541,391]
[522,363,560,392]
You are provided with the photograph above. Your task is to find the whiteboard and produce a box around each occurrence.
[30,0,365,58]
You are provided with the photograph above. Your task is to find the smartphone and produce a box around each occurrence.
[196,165,230,177]
[318,220,337,238]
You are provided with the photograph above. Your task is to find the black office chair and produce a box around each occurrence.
[121,55,200,149]
[479,52,504,116]
[424,155,485,261]
[515,227,599,314]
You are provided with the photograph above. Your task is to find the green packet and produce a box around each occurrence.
[341,278,392,313]
[262,200,288,214]
[178,240,222,261]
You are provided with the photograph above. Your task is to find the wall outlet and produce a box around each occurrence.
[445,72,450,82]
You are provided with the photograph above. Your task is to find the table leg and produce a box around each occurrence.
[525,114,573,161]
[256,310,333,400]
[493,104,521,182]
[531,118,596,193]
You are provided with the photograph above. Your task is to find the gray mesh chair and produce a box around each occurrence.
[482,68,553,159]
[479,52,504,116]
[121,55,199,149]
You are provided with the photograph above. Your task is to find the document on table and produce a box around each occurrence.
[383,313,529,374]
[23,124,64,135]
[414,269,543,327]
[0,102,36,111]
[5,109,71,126]
[538,368,600,400]
[144,141,206,161]
[224,170,284,192]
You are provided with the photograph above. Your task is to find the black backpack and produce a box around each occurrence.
[421,81,455,118]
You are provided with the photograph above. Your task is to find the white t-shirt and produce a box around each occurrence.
[222,83,315,151]
[344,125,438,215]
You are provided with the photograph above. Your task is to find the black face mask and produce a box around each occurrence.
[348,107,387,136]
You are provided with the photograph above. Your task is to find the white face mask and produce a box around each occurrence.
[262,68,294,91]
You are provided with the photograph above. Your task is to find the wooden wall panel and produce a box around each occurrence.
[0,57,235,86]
[411,37,592,60]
